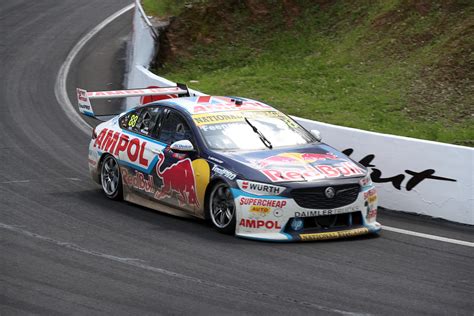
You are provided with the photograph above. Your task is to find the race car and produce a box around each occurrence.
[77,84,381,241]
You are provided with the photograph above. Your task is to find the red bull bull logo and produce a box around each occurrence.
[300,153,338,162]
[256,152,339,169]
[251,152,363,182]
[257,155,301,168]
[154,153,199,208]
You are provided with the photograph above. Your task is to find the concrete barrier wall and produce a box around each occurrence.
[126,1,474,225]
[297,118,473,225]
[126,0,203,107]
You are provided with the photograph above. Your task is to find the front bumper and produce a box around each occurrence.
[232,183,381,242]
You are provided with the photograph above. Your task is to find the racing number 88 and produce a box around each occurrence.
[128,114,139,127]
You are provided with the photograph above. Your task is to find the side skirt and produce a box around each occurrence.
[123,186,200,219]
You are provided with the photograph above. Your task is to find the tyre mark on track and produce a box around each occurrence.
[0,222,368,316]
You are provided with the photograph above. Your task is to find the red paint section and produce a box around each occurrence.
[197,96,211,103]
[94,128,149,167]
[140,86,178,105]
[239,219,282,230]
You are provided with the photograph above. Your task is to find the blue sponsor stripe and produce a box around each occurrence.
[236,234,293,242]
[231,188,286,199]
[119,155,159,174]
[97,130,164,174]
[360,213,382,234]
[96,149,158,175]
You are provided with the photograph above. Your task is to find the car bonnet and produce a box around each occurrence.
[220,143,367,183]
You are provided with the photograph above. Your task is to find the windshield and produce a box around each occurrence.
[193,110,316,151]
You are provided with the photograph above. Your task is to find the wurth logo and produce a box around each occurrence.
[237,180,284,196]
[248,182,282,194]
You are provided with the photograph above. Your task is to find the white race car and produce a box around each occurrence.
[78,84,381,241]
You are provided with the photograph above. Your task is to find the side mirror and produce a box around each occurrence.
[311,129,322,142]
[170,140,194,152]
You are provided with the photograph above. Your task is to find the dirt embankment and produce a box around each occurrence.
[152,0,473,145]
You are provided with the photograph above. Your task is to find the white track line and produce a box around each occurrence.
[52,3,473,250]
[54,3,135,134]
[383,225,474,247]
[0,222,364,315]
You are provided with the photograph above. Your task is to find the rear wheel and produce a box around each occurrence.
[100,155,123,200]
[209,182,236,234]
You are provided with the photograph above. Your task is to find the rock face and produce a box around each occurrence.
[155,0,320,67]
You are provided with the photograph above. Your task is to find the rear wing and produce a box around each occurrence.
[76,84,190,118]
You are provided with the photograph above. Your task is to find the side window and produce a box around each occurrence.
[158,110,193,145]
[120,109,141,130]
[120,107,162,137]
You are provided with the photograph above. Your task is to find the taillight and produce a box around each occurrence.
[92,127,98,139]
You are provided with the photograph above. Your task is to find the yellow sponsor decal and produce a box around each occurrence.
[299,228,369,241]
[249,205,271,216]
[368,195,377,204]
[191,158,210,210]
[192,110,285,126]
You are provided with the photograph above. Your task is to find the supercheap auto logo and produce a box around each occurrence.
[249,206,271,216]
[239,197,287,208]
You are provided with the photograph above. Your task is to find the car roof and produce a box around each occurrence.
[147,96,279,115]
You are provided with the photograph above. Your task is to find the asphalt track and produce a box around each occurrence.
[0,1,473,315]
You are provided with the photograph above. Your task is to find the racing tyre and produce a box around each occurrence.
[100,155,123,200]
[209,182,236,234]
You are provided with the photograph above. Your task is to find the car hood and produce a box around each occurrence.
[219,143,367,183]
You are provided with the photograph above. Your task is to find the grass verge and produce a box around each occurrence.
[146,0,474,146]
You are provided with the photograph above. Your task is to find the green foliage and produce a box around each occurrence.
[146,0,474,146]
[141,0,201,17]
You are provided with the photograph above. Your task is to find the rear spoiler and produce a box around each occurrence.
[76,83,190,118]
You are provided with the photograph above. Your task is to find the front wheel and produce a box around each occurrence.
[209,182,236,234]
[100,155,123,200]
